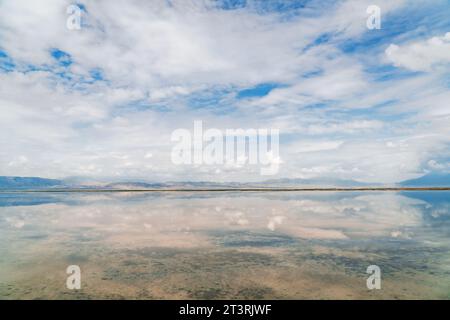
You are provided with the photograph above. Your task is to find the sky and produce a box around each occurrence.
[0,0,449,184]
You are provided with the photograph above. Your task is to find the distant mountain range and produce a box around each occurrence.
[0,173,448,190]
[0,176,64,189]
[400,173,450,187]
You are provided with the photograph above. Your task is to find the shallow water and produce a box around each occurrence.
[0,191,449,299]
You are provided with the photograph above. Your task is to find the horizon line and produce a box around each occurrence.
[1,187,450,193]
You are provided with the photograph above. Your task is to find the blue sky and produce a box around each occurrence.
[0,0,449,183]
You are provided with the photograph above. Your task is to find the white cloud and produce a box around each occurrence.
[306,120,383,135]
[386,32,450,72]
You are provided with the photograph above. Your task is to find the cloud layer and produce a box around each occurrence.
[0,0,449,183]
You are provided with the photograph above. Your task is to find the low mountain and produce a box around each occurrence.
[256,177,373,188]
[104,182,169,189]
[0,176,63,189]
[400,173,450,187]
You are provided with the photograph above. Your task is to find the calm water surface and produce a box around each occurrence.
[0,191,449,299]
